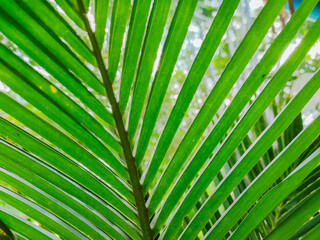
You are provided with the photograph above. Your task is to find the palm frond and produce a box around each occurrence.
[0,0,319,239]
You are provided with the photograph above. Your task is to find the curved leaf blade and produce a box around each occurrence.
[0,209,58,240]
[95,0,109,49]
[119,0,152,113]
[141,0,241,193]
[135,0,199,165]
[108,0,131,81]
[127,0,172,143]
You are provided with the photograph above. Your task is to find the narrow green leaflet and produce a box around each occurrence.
[203,115,320,239]
[66,0,90,13]
[0,14,114,126]
[141,0,241,192]
[279,176,320,223]
[0,143,141,239]
[228,148,320,240]
[0,117,129,209]
[0,141,137,224]
[0,187,87,240]
[180,67,320,240]
[0,209,59,240]
[267,188,320,240]
[0,169,112,239]
[54,0,90,28]
[159,14,320,240]
[1,0,104,95]
[54,0,86,30]
[301,222,320,240]
[20,0,96,66]
[127,0,172,142]
[108,0,131,81]
[119,0,152,113]
[95,0,109,49]
[0,59,122,156]
[288,212,320,239]
[0,44,120,152]
[148,0,290,222]
[0,93,131,193]
[135,0,199,165]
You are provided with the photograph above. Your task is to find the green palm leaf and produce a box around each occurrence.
[0,0,319,239]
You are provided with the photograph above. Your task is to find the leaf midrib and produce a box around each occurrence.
[76,0,153,239]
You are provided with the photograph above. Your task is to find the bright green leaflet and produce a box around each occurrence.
[0,117,133,212]
[0,168,126,240]
[135,0,199,165]
[0,60,122,156]
[229,148,320,240]
[1,0,104,95]
[0,12,114,126]
[108,0,131,81]
[267,188,320,240]
[0,140,139,228]
[0,186,86,240]
[22,0,96,65]
[301,222,320,240]
[149,0,290,223]
[160,14,320,239]
[0,93,131,193]
[119,0,152,113]
[95,0,109,49]
[127,0,172,143]
[54,0,86,30]
[0,209,59,240]
[0,44,120,152]
[0,151,140,239]
[141,0,241,192]
[203,114,320,239]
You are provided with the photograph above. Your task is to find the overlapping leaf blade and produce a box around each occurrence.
[229,147,320,240]
[0,209,59,240]
[149,0,290,229]
[118,0,152,113]
[108,0,131,81]
[95,0,109,49]
[141,0,241,193]
[127,0,172,143]
[135,0,199,165]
